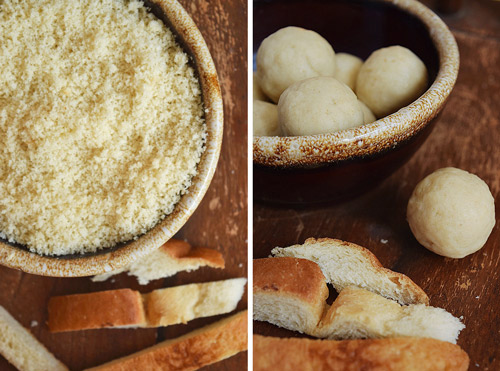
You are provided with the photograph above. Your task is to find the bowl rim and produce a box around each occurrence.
[0,0,224,277]
[253,0,459,167]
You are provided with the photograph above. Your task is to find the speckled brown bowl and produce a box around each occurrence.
[0,0,223,276]
[253,0,459,204]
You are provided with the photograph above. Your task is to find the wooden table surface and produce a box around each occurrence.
[0,1,247,370]
[254,1,500,370]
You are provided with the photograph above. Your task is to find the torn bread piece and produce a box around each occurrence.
[271,237,429,305]
[92,239,225,285]
[314,286,464,343]
[253,257,328,335]
[253,257,464,343]
[253,335,469,371]
[0,305,68,371]
[48,278,246,332]
[85,310,248,371]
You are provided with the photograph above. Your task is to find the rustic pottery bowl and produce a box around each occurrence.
[253,0,459,204]
[0,0,223,276]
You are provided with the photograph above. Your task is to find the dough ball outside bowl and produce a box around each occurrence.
[335,53,363,91]
[407,167,496,259]
[356,45,428,118]
[257,26,336,103]
[358,100,376,125]
[253,72,268,101]
[254,100,280,137]
[278,77,363,136]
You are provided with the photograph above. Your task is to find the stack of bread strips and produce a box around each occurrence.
[254,247,464,343]
[92,239,225,284]
[271,237,429,305]
[49,277,246,332]
[253,335,469,371]
[85,310,248,371]
[0,305,68,371]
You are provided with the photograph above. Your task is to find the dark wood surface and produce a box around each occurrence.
[0,1,247,370]
[254,1,500,370]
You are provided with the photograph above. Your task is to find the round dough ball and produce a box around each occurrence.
[407,167,496,259]
[253,72,268,101]
[254,100,280,137]
[356,45,428,118]
[358,100,376,125]
[335,53,363,91]
[278,77,363,136]
[257,26,336,103]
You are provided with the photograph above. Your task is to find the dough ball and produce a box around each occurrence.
[254,100,280,137]
[253,72,268,101]
[407,167,496,259]
[278,77,363,136]
[356,45,428,118]
[257,26,336,103]
[335,53,363,91]
[358,100,376,125]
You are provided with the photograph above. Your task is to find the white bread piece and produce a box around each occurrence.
[253,257,328,334]
[85,310,248,371]
[254,335,469,371]
[92,239,225,285]
[315,286,464,344]
[0,305,68,371]
[271,237,429,305]
[48,278,246,332]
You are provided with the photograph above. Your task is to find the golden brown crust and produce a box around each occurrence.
[253,335,469,371]
[303,237,429,305]
[253,257,328,305]
[86,310,248,371]
[48,289,145,333]
[161,239,225,268]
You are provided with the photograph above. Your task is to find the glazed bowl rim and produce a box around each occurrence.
[253,0,459,167]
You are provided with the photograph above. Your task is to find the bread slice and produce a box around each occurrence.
[0,305,68,371]
[85,310,248,371]
[253,335,469,371]
[253,257,328,335]
[271,237,429,305]
[48,278,246,332]
[315,286,464,343]
[92,239,225,285]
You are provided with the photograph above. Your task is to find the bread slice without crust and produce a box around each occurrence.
[48,278,246,332]
[271,237,429,305]
[314,286,464,344]
[253,335,469,371]
[0,305,68,371]
[253,257,328,335]
[92,239,225,285]
[85,310,248,371]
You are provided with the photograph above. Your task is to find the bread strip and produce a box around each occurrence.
[271,237,429,305]
[253,335,469,371]
[315,286,464,343]
[92,239,225,285]
[85,310,248,371]
[0,305,68,371]
[49,278,246,332]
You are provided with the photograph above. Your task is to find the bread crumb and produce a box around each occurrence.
[0,0,206,255]
[475,296,480,299]
[380,239,388,244]
[30,320,38,327]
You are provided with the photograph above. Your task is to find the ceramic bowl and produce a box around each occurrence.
[0,0,223,276]
[253,0,459,204]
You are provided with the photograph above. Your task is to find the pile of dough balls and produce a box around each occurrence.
[253,26,428,137]
[407,167,496,258]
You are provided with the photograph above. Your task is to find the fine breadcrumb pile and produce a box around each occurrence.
[0,0,206,255]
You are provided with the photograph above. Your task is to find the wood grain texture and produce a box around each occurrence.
[0,0,248,370]
[254,4,500,371]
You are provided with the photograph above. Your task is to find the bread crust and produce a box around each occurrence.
[253,335,469,371]
[162,240,225,268]
[273,237,429,305]
[48,289,146,332]
[86,310,248,371]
